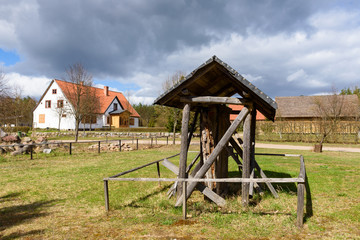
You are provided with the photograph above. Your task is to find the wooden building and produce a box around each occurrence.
[154,56,278,207]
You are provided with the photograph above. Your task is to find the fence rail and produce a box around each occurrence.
[103,152,311,227]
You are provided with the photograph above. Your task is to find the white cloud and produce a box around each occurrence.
[287,69,307,82]
[5,72,52,98]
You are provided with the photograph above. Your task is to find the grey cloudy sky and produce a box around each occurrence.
[1,0,360,104]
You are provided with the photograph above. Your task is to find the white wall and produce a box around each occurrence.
[33,81,76,130]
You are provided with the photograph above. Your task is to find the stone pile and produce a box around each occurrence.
[88,142,133,151]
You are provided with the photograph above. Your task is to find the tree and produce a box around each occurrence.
[133,103,157,127]
[313,92,346,152]
[63,63,97,142]
[162,71,186,144]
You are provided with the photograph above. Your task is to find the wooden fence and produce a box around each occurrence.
[103,152,312,227]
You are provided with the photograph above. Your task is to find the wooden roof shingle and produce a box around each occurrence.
[154,56,277,121]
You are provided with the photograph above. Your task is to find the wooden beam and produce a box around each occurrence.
[162,159,226,207]
[242,111,252,207]
[180,96,251,105]
[177,103,191,199]
[175,107,250,207]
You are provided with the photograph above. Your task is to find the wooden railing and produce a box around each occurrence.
[103,152,311,227]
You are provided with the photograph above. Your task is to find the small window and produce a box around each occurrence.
[107,116,111,124]
[57,100,64,108]
[52,89,57,94]
[62,114,67,118]
[45,100,51,108]
[39,114,45,123]
[113,103,118,110]
[130,118,135,125]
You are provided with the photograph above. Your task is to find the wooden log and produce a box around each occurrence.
[249,107,256,198]
[69,142,72,155]
[175,107,250,207]
[98,141,101,154]
[104,180,109,212]
[297,182,305,227]
[186,152,201,174]
[180,96,251,105]
[156,162,161,187]
[254,160,279,198]
[105,177,304,183]
[187,110,199,148]
[162,159,226,207]
[183,181,187,220]
[119,140,122,152]
[226,146,242,173]
[177,103,191,199]
[242,111,252,206]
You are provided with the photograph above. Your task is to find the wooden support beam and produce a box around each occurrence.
[249,107,257,198]
[175,107,250,207]
[177,103,191,199]
[180,96,251,105]
[187,110,199,148]
[242,111,252,207]
[162,159,226,207]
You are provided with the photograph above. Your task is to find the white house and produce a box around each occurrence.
[33,79,140,130]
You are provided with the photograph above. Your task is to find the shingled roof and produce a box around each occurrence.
[54,79,140,118]
[275,95,359,119]
[154,56,277,120]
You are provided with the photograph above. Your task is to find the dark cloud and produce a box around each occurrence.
[11,0,329,78]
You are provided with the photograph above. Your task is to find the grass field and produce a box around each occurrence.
[0,144,359,239]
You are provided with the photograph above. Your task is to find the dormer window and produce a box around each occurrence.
[114,103,118,110]
[52,89,57,94]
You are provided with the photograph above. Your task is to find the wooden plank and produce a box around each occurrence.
[105,177,304,183]
[175,107,250,206]
[229,138,243,159]
[297,182,305,227]
[104,180,109,212]
[249,107,257,198]
[242,111,252,206]
[162,159,226,207]
[109,153,180,178]
[156,162,161,187]
[226,146,242,173]
[254,160,279,198]
[187,110,199,148]
[180,96,250,105]
[186,152,201,174]
[178,103,191,199]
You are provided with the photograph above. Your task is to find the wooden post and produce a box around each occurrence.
[30,145,33,160]
[177,104,191,199]
[297,182,305,227]
[69,142,72,155]
[156,137,157,145]
[104,180,109,212]
[119,140,121,152]
[136,139,138,150]
[156,162,161,187]
[175,107,249,206]
[151,137,153,147]
[242,106,252,207]
[182,180,187,220]
[167,136,169,145]
[249,107,256,198]
[98,141,101,154]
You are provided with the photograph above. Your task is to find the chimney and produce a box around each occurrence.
[104,86,109,96]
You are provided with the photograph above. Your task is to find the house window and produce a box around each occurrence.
[62,114,67,118]
[45,100,51,108]
[113,103,118,110]
[57,100,64,108]
[81,116,97,124]
[52,89,57,94]
[107,116,111,125]
[39,114,45,123]
[130,118,135,125]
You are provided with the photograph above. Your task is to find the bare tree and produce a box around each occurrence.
[162,71,186,144]
[313,92,346,152]
[63,63,95,142]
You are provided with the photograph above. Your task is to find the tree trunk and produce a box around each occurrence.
[75,118,79,142]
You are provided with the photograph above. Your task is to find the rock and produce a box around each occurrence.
[11,150,22,156]
[22,137,32,143]
[36,136,47,143]
[0,147,5,154]
[43,149,52,154]
[2,135,21,143]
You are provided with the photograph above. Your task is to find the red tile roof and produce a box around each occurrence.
[229,104,266,121]
[55,79,140,118]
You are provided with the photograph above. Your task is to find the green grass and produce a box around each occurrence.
[0,145,359,239]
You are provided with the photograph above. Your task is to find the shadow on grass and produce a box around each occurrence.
[0,192,58,238]
[0,230,44,240]
[116,184,172,209]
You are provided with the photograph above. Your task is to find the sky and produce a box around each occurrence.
[1,0,360,105]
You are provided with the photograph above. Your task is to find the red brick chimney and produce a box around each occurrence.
[104,86,109,96]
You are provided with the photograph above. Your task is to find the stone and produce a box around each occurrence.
[22,137,32,143]
[43,149,52,154]
[11,151,22,156]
